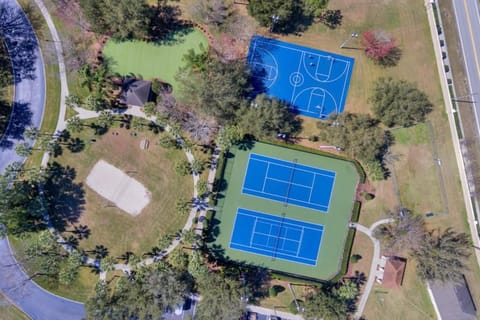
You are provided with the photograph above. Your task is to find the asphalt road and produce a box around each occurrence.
[0,0,86,319]
[0,0,45,173]
[452,0,480,133]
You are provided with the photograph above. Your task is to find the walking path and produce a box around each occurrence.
[350,219,393,320]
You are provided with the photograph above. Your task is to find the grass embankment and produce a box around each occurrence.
[0,293,30,320]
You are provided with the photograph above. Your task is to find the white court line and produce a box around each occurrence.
[265,176,313,189]
[250,153,336,176]
[237,210,324,232]
[261,162,271,192]
[251,156,335,180]
[290,52,305,105]
[316,55,334,77]
[308,174,317,203]
[249,218,258,246]
[230,244,318,266]
[308,91,326,113]
[296,228,305,256]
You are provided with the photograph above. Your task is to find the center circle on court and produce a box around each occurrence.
[289,72,304,87]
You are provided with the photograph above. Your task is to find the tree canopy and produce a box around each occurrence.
[317,112,389,164]
[361,30,401,67]
[236,94,301,139]
[303,288,348,320]
[370,77,433,127]
[411,227,471,282]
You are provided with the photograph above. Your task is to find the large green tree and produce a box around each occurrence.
[317,112,388,163]
[80,0,149,39]
[176,58,252,122]
[303,288,348,320]
[411,228,471,282]
[370,77,433,127]
[247,0,304,33]
[237,94,301,139]
[195,272,245,320]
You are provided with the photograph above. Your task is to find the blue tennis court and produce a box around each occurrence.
[230,208,324,265]
[247,35,355,119]
[242,153,336,212]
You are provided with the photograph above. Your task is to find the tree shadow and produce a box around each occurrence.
[66,137,85,153]
[43,162,85,232]
[0,2,39,83]
[0,101,32,150]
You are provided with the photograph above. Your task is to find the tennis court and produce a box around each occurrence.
[242,153,336,212]
[230,208,324,266]
[247,36,354,119]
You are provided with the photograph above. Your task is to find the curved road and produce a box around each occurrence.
[0,0,86,319]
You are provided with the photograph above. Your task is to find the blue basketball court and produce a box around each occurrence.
[230,208,324,265]
[247,36,355,119]
[242,153,336,212]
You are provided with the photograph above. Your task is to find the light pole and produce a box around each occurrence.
[271,14,280,33]
[340,32,359,49]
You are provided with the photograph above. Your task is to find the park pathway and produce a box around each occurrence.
[350,219,393,320]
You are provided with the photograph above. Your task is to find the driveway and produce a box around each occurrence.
[0,0,45,173]
[0,0,86,319]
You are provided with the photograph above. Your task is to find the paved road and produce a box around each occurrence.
[452,0,480,133]
[0,0,86,319]
[0,237,85,319]
[0,0,45,173]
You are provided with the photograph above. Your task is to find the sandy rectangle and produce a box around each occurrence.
[86,160,150,216]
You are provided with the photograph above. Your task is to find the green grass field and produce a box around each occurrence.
[103,28,207,88]
[212,142,359,280]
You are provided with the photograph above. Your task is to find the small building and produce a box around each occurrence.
[429,276,477,320]
[119,78,152,107]
[382,256,407,289]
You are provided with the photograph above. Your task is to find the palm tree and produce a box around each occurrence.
[131,117,145,132]
[190,159,206,174]
[97,110,114,128]
[71,224,91,240]
[15,142,33,157]
[89,245,109,260]
[175,197,191,215]
[66,116,84,133]
[24,126,40,140]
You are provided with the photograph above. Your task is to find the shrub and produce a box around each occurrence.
[350,254,362,263]
[288,299,304,314]
[308,135,319,142]
[364,193,375,200]
[269,286,278,297]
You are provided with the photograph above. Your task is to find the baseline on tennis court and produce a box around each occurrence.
[242,153,336,212]
[230,208,324,266]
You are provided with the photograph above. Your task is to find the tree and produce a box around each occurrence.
[317,112,389,163]
[370,77,433,127]
[168,249,189,271]
[303,288,348,320]
[174,160,191,176]
[303,0,328,17]
[176,197,191,215]
[189,0,235,28]
[15,142,32,157]
[374,208,425,254]
[318,9,342,29]
[195,272,245,320]
[66,116,84,133]
[158,135,178,149]
[333,280,359,301]
[131,117,146,131]
[190,159,206,174]
[361,30,401,66]
[24,126,40,140]
[58,250,84,285]
[143,101,158,118]
[24,230,63,281]
[181,229,198,246]
[196,179,209,198]
[247,0,304,33]
[215,125,243,151]
[89,245,109,260]
[236,94,301,139]
[80,0,149,39]
[176,59,251,122]
[411,228,471,283]
[101,256,117,273]
[97,110,114,128]
[65,94,82,109]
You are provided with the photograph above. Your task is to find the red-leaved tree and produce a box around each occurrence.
[361,30,401,66]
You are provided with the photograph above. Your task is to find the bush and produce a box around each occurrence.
[308,135,319,142]
[350,254,362,263]
[288,299,304,314]
[364,193,375,200]
[269,286,278,297]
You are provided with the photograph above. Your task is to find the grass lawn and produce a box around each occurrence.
[52,124,193,257]
[0,294,29,320]
[0,36,14,141]
[103,29,207,89]
[9,234,99,303]
[213,141,359,280]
